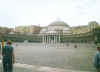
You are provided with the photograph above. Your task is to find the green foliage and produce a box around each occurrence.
[92,27,100,44]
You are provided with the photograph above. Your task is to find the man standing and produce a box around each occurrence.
[2,40,15,72]
[94,46,100,72]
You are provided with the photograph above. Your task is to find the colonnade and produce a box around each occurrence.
[42,34,60,44]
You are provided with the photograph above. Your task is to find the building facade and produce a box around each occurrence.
[40,21,100,43]
[15,25,41,35]
[6,20,99,43]
[40,21,72,43]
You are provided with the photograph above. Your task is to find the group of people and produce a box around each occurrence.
[0,40,100,72]
[1,40,15,72]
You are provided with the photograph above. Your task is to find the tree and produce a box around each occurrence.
[92,27,100,45]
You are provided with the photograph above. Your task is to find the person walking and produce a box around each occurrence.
[94,46,100,72]
[2,40,15,72]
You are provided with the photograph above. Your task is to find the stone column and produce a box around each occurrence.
[45,35,46,43]
[52,33,54,44]
[42,35,44,43]
[56,35,57,44]
[56,35,58,48]
[55,35,57,43]
[55,35,56,44]
[53,34,54,44]
[54,35,55,44]
[45,35,47,43]
[43,35,45,43]
[43,35,45,44]
[46,35,47,43]
[47,35,48,44]
[54,35,56,44]
[48,35,50,44]
[59,34,60,43]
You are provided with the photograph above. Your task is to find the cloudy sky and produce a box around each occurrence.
[0,0,100,28]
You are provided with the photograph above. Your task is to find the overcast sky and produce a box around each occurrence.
[0,0,100,28]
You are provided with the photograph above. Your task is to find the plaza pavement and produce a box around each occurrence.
[0,60,93,72]
[0,43,96,72]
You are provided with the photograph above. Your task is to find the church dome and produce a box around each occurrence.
[48,21,69,27]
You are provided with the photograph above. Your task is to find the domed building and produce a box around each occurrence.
[40,21,72,43]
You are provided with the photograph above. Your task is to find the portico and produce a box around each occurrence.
[40,21,72,44]
[42,33,61,44]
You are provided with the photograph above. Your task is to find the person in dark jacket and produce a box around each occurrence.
[2,40,15,72]
[94,46,100,72]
